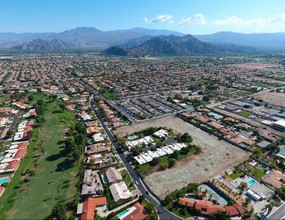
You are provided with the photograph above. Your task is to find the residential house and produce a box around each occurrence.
[77,197,107,220]
[105,167,123,184]
[109,182,132,203]
[81,170,104,196]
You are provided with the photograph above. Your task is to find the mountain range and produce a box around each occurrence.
[1,27,285,53]
[12,38,74,51]
[194,32,285,51]
[0,27,184,50]
[102,35,256,56]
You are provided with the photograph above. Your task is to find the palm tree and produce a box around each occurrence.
[238,182,248,190]
[265,203,273,216]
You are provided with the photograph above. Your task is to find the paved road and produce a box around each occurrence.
[212,107,285,138]
[89,97,181,220]
[51,60,182,219]
[267,202,285,220]
[59,64,182,219]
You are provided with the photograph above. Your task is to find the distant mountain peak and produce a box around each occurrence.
[101,45,128,56]
[13,38,74,51]
[103,34,256,56]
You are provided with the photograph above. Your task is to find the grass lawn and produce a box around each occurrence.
[246,162,266,179]
[0,94,9,103]
[253,168,266,178]
[121,169,135,191]
[137,147,198,175]
[102,90,117,100]
[229,172,242,180]
[238,110,252,117]
[138,156,168,174]
[165,203,193,219]
[0,95,81,219]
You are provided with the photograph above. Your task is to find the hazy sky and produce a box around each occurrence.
[1,0,285,34]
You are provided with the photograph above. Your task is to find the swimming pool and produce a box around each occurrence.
[205,125,213,130]
[0,177,8,184]
[103,175,108,183]
[248,179,256,186]
[187,194,196,199]
[117,210,128,218]
[239,143,248,148]
[128,135,136,140]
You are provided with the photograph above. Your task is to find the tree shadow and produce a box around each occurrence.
[46,149,67,162]
[55,158,74,172]
[57,140,65,145]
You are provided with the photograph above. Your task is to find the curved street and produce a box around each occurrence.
[89,97,181,220]
[60,63,182,219]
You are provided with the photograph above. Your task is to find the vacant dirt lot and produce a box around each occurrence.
[254,92,285,107]
[228,63,280,69]
[114,116,249,199]
[252,77,285,85]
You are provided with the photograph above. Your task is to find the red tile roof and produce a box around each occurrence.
[7,160,20,170]
[207,121,224,130]
[81,197,107,220]
[13,149,27,159]
[195,115,208,124]
[23,126,33,132]
[179,197,244,217]
[179,198,195,207]
[232,203,245,215]
[225,206,239,216]
[0,186,5,197]
[262,169,285,189]
[123,202,148,220]
[16,142,29,149]
[26,121,35,126]
[207,205,227,215]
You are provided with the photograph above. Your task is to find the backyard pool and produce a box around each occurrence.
[248,179,256,186]
[117,210,128,218]
[128,135,136,140]
[239,143,248,148]
[187,194,196,199]
[0,177,8,184]
[205,125,213,130]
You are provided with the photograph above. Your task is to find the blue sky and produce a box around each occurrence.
[1,0,285,34]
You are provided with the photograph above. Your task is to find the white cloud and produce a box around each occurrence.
[212,14,285,26]
[270,14,285,23]
[179,13,206,25]
[212,16,244,26]
[212,16,268,26]
[143,14,174,23]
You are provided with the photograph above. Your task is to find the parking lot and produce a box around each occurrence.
[115,95,186,120]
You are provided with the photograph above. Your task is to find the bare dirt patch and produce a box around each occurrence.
[254,92,285,107]
[114,116,249,199]
[252,77,285,85]
[228,63,280,69]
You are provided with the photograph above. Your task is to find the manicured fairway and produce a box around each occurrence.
[0,95,81,219]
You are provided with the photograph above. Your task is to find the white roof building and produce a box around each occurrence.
[109,182,132,203]
[273,120,285,131]
[156,148,167,157]
[134,156,147,165]
[153,129,168,138]
[169,144,180,151]
[147,150,160,158]
[93,133,104,143]
[141,153,153,163]
[162,146,174,155]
